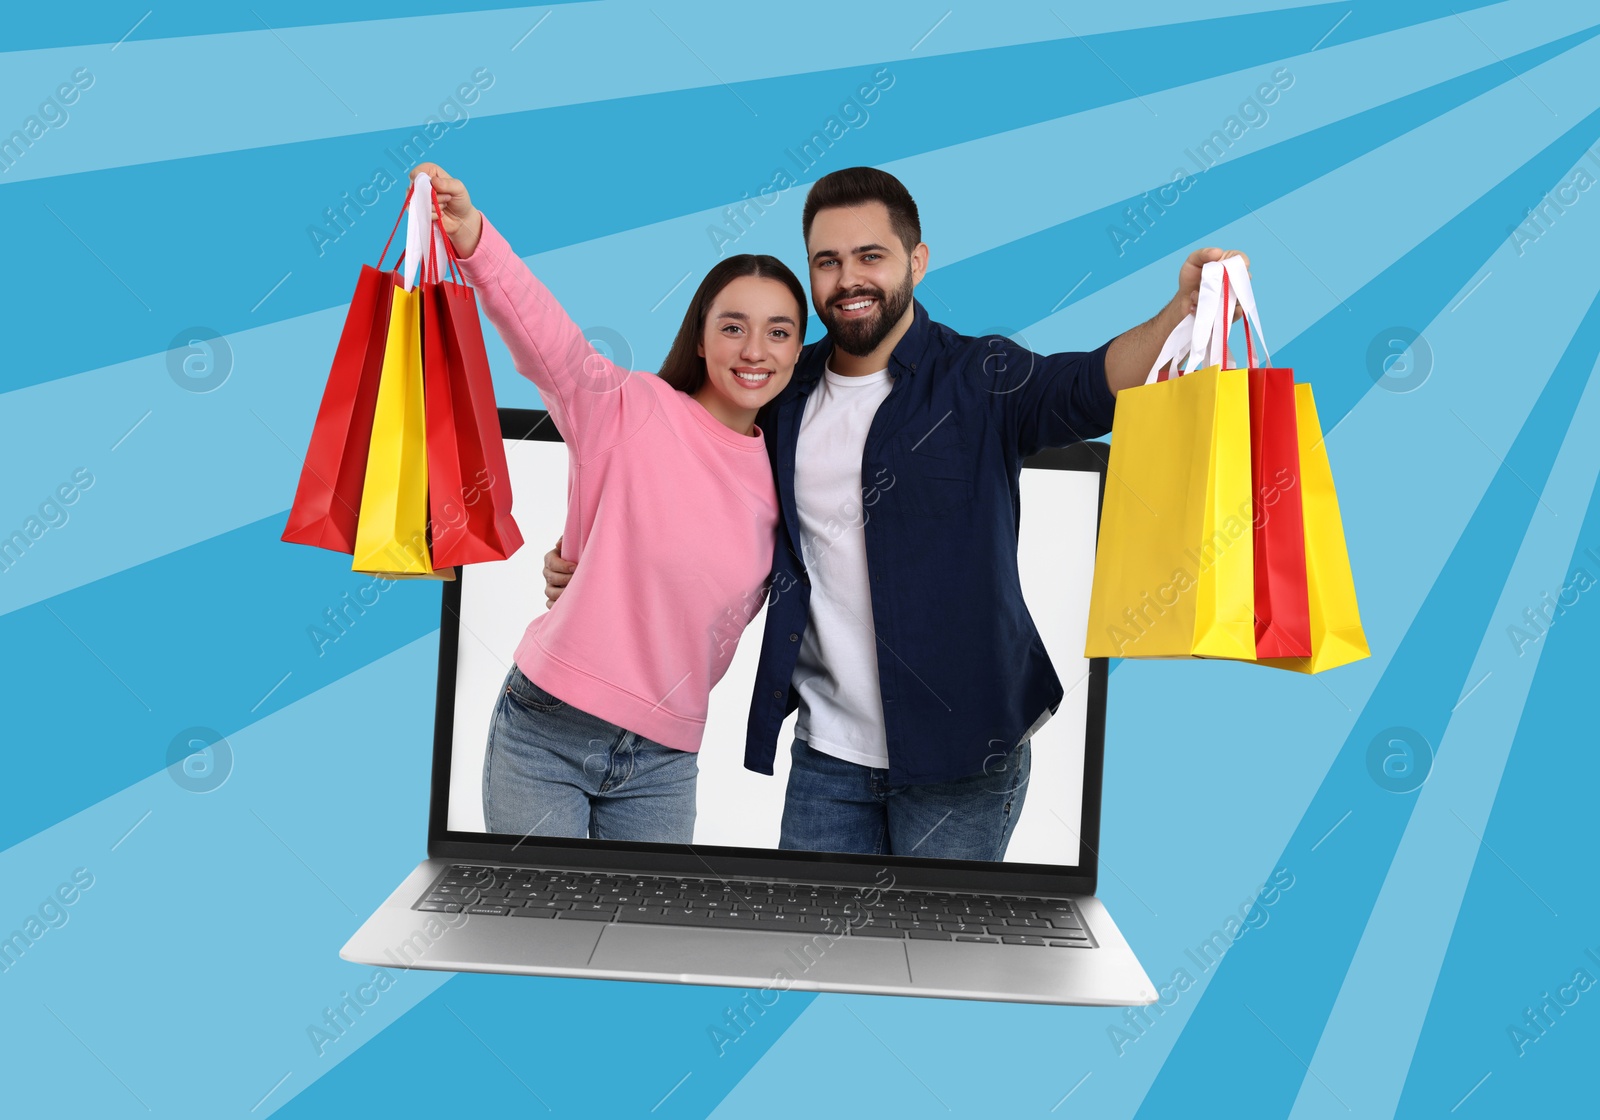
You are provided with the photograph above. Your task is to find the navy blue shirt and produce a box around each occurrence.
[744,298,1117,785]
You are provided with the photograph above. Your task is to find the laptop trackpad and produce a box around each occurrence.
[591,925,911,987]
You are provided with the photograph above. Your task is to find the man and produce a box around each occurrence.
[544,166,1248,860]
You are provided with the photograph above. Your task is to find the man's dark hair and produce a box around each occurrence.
[801,166,922,254]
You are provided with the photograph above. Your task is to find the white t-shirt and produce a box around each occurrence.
[791,362,894,769]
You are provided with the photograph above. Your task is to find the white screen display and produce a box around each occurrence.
[446,436,1093,867]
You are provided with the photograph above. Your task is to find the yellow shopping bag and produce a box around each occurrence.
[1085,363,1257,660]
[1259,383,1369,673]
[352,284,434,574]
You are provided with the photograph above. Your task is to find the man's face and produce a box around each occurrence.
[806,201,925,357]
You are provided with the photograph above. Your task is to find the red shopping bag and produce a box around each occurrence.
[422,193,523,567]
[1249,367,1311,656]
[1217,263,1312,658]
[282,202,409,555]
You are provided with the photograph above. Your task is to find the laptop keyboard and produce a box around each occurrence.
[414,864,1094,948]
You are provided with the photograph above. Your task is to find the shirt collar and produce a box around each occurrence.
[795,298,933,395]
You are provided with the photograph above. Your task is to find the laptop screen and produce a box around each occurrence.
[437,410,1105,876]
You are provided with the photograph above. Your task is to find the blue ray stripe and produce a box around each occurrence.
[1277,334,1600,1118]
[0,513,440,855]
[1,3,1107,188]
[5,0,1502,395]
[0,637,456,1116]
[4,2,596,53]
[3,21,1593,852]
[270,968,812,1117]
[1392,446,1600,1116]
[1132,205,1600,1117]
[931,21,1600,350]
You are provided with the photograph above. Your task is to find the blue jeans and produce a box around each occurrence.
[778,737,1031,860]
[483,664,699,843]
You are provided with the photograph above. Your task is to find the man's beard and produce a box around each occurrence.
[821,267,914,357]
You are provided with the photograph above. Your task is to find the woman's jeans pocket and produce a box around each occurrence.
[505,665,565,712]
[483,664,698,843]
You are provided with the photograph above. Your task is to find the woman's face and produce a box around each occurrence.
[695,275,802,414]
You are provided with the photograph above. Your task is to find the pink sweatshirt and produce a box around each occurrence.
[456,215,779,752]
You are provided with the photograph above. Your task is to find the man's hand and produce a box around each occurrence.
[543,536,576,608]
[1177,247,1252,317]
[1104,246,1252,395]
[407,162,484,258]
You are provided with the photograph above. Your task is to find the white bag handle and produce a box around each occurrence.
[1144,312,1196,384]
[1183,260,1227,374]
[1220,254,1271,368]
[402,172,449,291]
[1183,255,1270,373]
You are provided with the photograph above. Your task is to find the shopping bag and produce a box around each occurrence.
[1085,260,1256,660]
[1259,383,1370,673]
[352,183,435,575]
[280,207,407,554]
[1213,257,1312,658]
[1249,368,1311,656]
[422,192,524,567]
[351,283,432,573]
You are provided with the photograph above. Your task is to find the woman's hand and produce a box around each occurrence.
[408,162,484,257]
[543,536,576,609]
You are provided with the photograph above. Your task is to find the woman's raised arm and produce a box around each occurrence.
[410,163,643,455]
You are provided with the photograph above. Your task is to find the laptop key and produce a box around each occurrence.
[513,908,556,919]
[618,910,715,927]
[1001,935,1048,946]
[906,929,952,941]
[557,909,617,922]
[755,912,812,928]
[954,935,1001,943]
[417,902,461,913]
[850,925,907,939]
[466,905,512,916]
[711,910,763,924]
[1047,939,1092,948]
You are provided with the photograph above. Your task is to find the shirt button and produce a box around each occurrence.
[788,633,798,642]
[772,690,783,699]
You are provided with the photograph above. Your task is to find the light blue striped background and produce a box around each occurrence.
[2,2,1595,1116]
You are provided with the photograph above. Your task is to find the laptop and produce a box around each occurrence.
[341,407,1155,1006]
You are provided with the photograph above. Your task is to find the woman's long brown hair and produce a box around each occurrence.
[657,255,808,395]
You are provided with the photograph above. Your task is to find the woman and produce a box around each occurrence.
[408,163,804,844]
